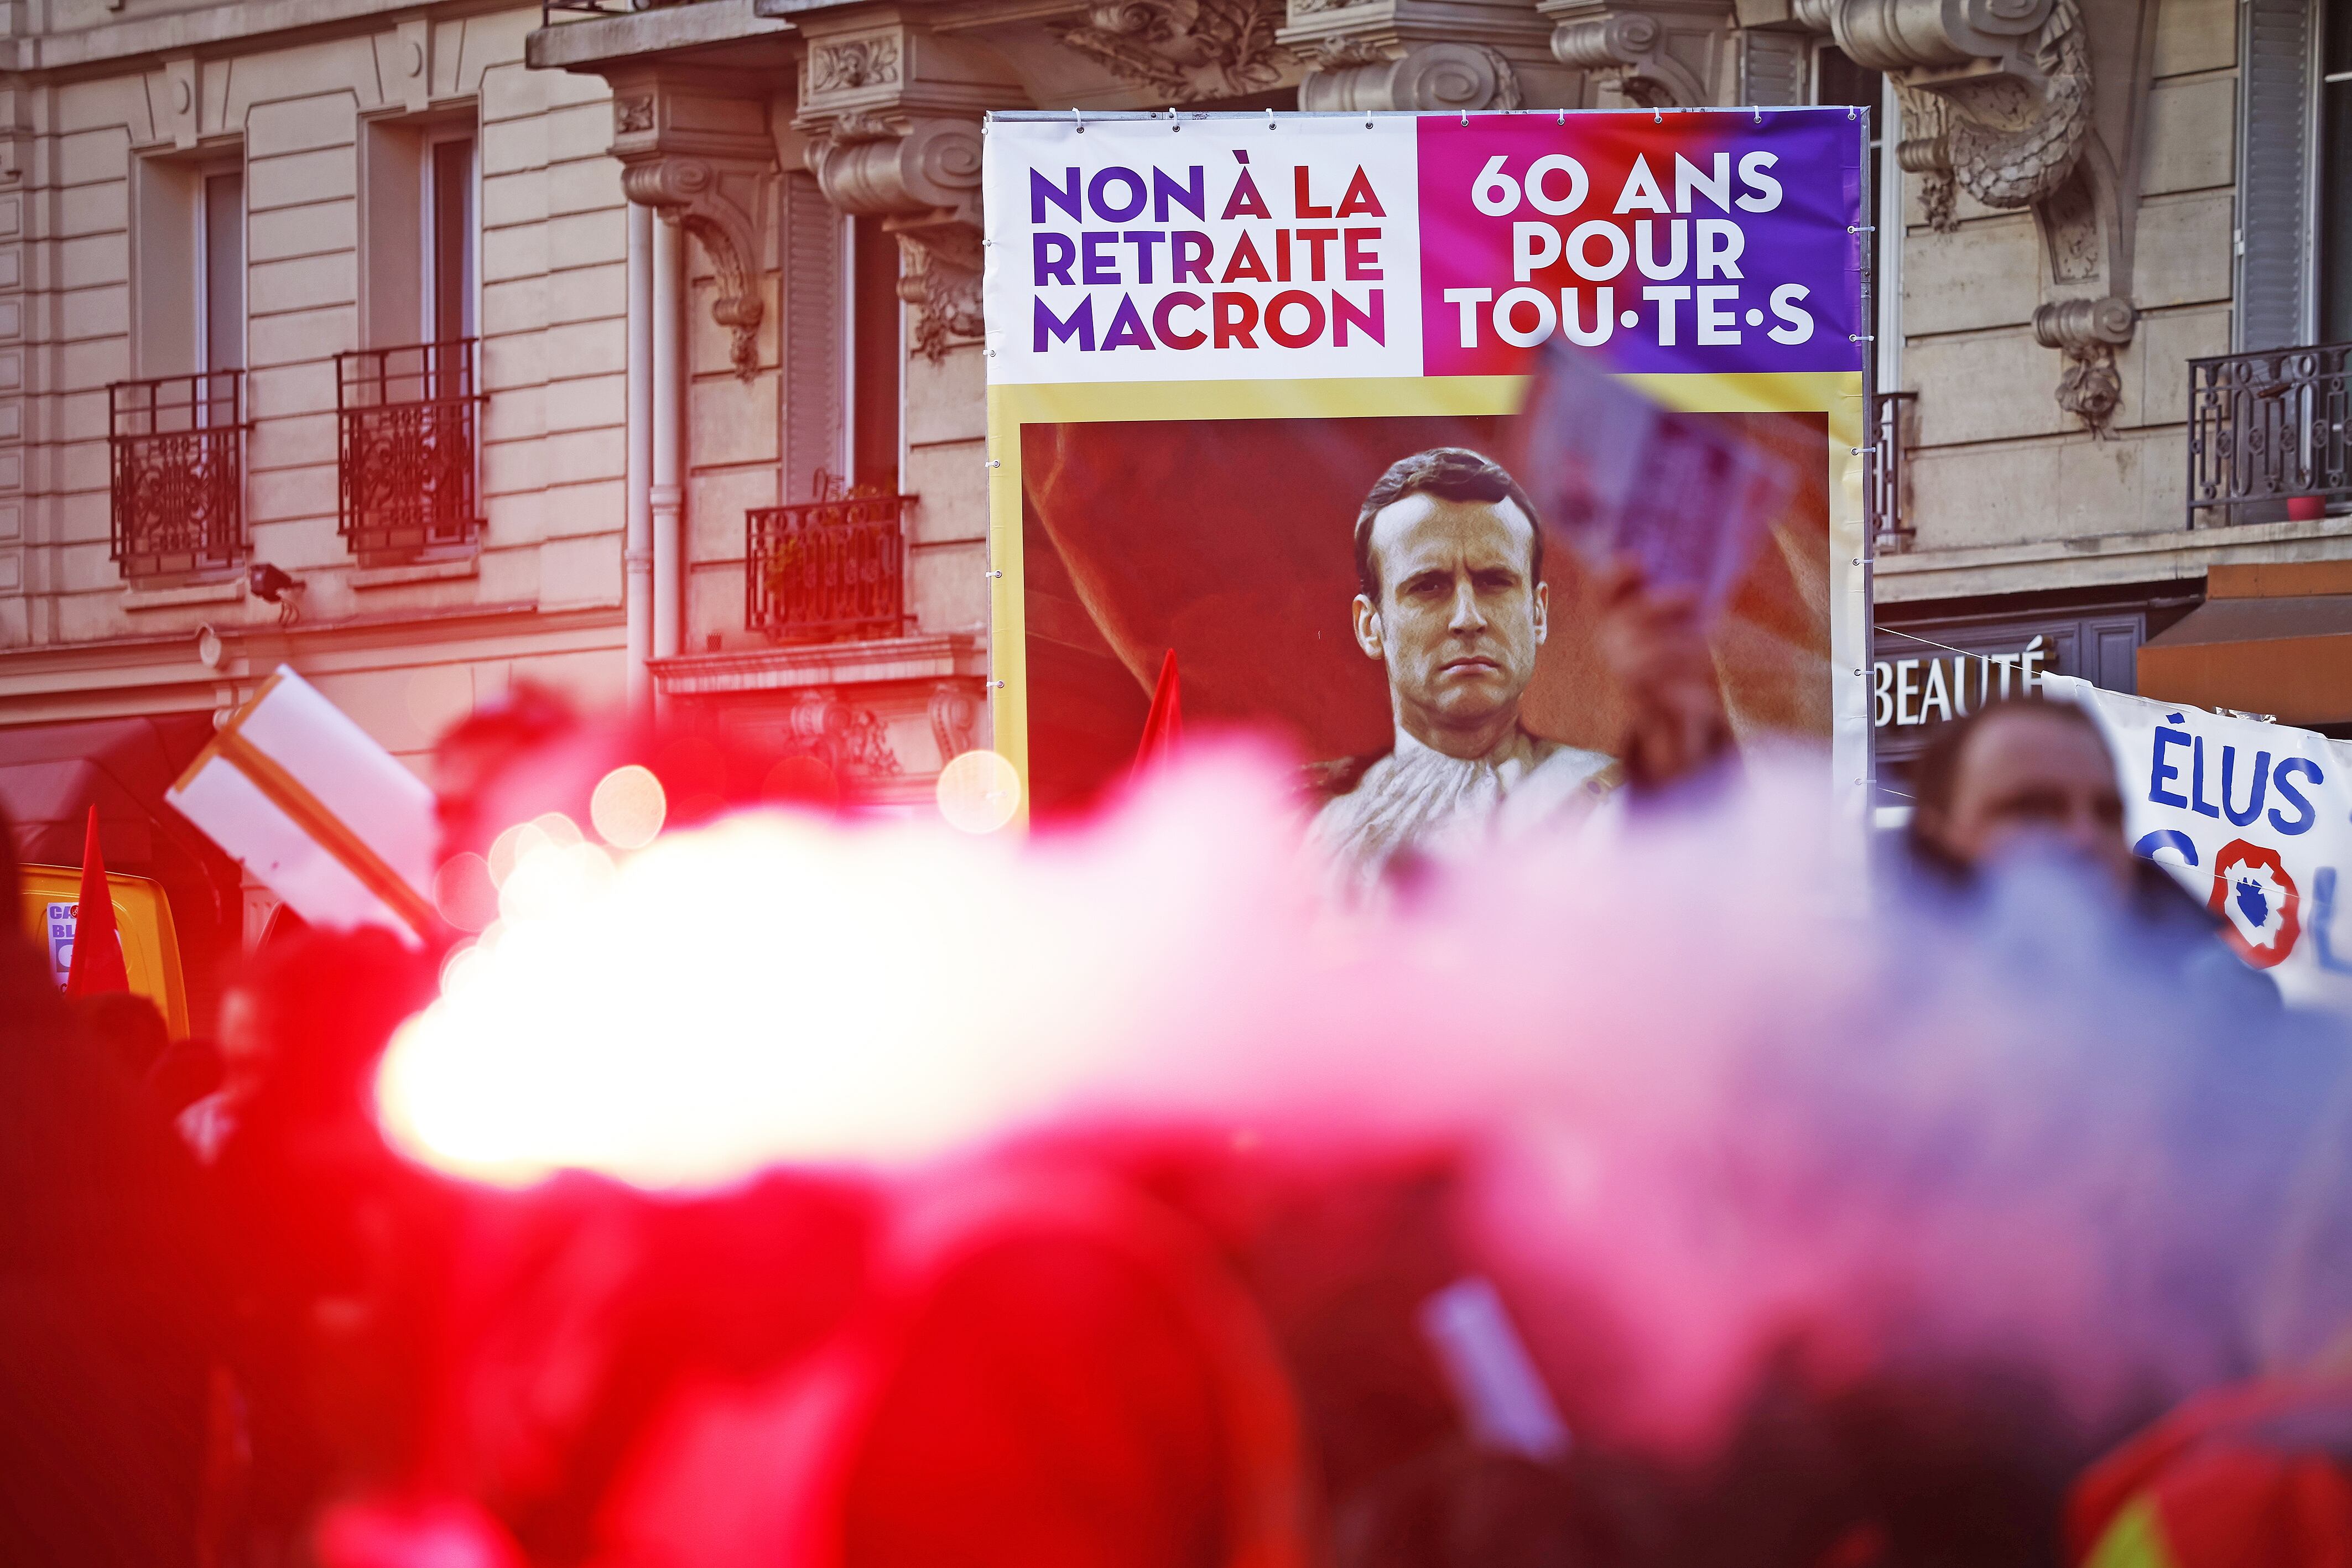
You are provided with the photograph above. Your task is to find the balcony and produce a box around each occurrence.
[746,475,912,644]
[336,339,485,560]
[109,372,246,580]
[1870,389,1916,554]
[2187,343,2352,528]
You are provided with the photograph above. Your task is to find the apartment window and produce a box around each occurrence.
[756,189,912,643]
[1815,46,1885,294]
[426,131,477,344]
[199,170,244,378]
[113,156,246,579]
[2321,0,2352,341]
[344,114,484,560]
[849,215,902,496]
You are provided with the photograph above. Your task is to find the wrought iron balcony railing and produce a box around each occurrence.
[1870,389,1916,554]
[109,371,246,580]
[2188,342,2352,528]
[336,338,486,560]
[746,473,912,644]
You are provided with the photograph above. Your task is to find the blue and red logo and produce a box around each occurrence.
[2208,839,2300,968]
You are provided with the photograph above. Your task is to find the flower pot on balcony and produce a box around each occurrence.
[2287,494,2326,522]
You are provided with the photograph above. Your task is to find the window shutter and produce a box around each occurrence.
[780,170,845,503]
[2237,0,2315,351]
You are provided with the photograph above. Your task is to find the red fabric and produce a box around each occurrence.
[1133,649,1184,777]
[2067,1380,2352,1568]
[65,805,129,997]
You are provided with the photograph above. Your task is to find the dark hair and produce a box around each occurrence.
[1354,447,1543,601]
[1905,695,2112,859]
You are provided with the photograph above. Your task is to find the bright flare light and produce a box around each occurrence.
[373,747,2352,1456]
[936,749,1021,833]
[591,764,667,848]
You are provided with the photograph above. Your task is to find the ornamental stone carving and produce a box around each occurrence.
[929,679,983,764]
[810,35,902,92]
[1791,0,2158,431]
[1299,39,1524,112]
[2033,294,2136,432]
[1286,0,1569,112]
[608,72,775,381]
[780,690,903,779]
[1542,0,1737,107]
[804,113,988,361]
[1052,0,1295,102]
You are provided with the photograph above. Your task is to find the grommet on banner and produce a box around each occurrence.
[987,569,1004,579]
[1073,106,1085,133]
[985,458,1002,468]
[1652,108,1663,123]
[1848,105,1857,119]
[1268,107,1277,128]
[1460,110,1468,127]
[1556,108,1565,125]
[1753,107,1763,124]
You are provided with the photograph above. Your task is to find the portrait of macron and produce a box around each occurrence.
[1308,446,1622,895]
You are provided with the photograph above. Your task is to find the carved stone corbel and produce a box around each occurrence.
[802,112,987,362]
[1547,0,1737,108]
[1796,0,2158,430]
[608,72,775,381]
[929,678,983,765]
[1298,39,1526,111]
[2033,294,2136,433]
[1285,0,1573,111]
[1052,0,1299,103]
[794,20,1024,363]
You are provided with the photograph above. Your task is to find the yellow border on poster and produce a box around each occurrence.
[985,371,1868,830]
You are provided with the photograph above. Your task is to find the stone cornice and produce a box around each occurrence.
[0,600,625,709]
[528,0,792,72]
[1875,516,2352,605]
[650,631,986,696]
[7,0,521,77]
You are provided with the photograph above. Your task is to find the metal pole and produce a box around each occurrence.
[651,213,685,670]
[625,202,654,720]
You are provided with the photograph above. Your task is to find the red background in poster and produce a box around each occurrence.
[1020,412,1831,816]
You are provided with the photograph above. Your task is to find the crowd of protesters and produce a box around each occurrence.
[3,682,2349,1568]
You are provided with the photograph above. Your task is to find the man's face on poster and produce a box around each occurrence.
[1352,492,1548,743]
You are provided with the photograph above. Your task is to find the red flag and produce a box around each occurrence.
[1133,649,1183,776]
[65,804,129,996]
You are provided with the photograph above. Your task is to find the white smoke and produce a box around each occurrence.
[376,746,2352,1454]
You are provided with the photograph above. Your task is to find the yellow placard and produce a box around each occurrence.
[17,867,191,1038]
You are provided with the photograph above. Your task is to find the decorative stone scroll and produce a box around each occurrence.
[608,74,776,381]
[1794,0,2157,431]
[1548,0,1732,108]
[1051,0,1296,103]
[1298,39,1524,112]
[804,113,988,361]
[2033,294,2136,433]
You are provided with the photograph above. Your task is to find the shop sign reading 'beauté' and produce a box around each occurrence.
[1873,638,2052,730]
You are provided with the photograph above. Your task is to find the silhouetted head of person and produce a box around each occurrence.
[1907,696,2129,887]
[73,990,170,1081]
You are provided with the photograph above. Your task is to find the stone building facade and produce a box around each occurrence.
[1,0,2346,964]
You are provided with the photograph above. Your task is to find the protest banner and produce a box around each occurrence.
[2047,675,2352,1009]
[980,108,1870,867]
[168,666,440,945]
